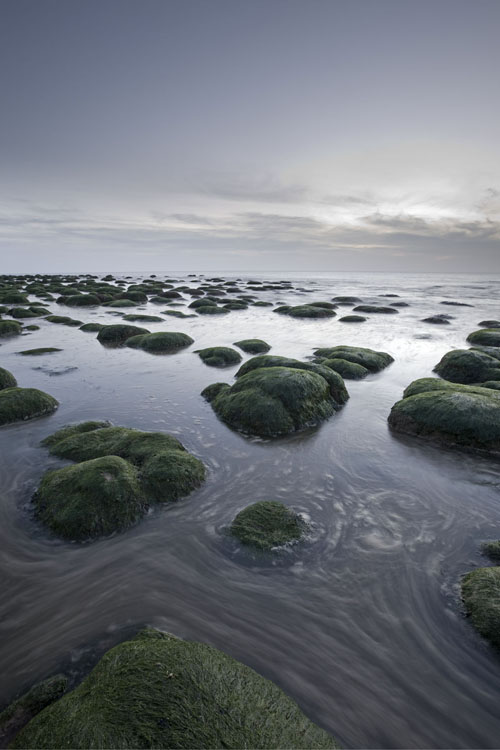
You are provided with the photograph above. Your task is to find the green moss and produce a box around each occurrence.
[433,349,500,384]
[277,304,336,319]
[0,388,58,426]
[45,316,83,327]
[104,299,138,308]
[222,301,248,310]
[196,347,242,367]
[466,329,500,347]
[188,298,217,309]
[195,305,229,315]
[233,339,271,354]
[18,348,62,356]
[12,628,337,750]
[462,567,500,650]
[162,310,196,318]
[0,320,22,337]
[332,296,362,304]
[482,541,500,562]
[236,355,349,407]
[313,345,394,373]
[79,323,105,332]
[422,315,451,325]
[352,305,398,314]
[230,501,306,550]
[0,291,29,304]
[339,315,366,323]
[24,324,40,331]
[64,294,100,307]
[126,331,194,353]
[0,674,67,746]
[0,367,17,389]
[9,307,40,319]
[321,358,369,380]
[122,314,164,322]
[388,379,500,452]
[97,324,150,345]
[34,456,147,541]
[478,320,500,328]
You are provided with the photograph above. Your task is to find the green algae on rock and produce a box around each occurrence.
[466,329,500,347]
[126,331,194,354]
[233,338,271,354]
[352,305,398,314]
[230,501,306,550]
[0,320,22,337]
[274,304,336,319]
[44,315,83,327]
[313,345,394,373]
[96,324,150,345]
[462,567,500,651]
[388,379,500,453]
[0,388,58,426]
[121,314,164,322]
[37,422,205,540]
[0,674,68,747]
[433,348,500,384]
[339,315,366,323]
[0,367,17,390]
[320,358,369,380]
[79,322,105,332]
[481,541,500,562]
[18,348,62,356]
[196,346,242,367]
[11,628,337,750]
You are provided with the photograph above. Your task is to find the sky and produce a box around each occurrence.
[1,0,499,273]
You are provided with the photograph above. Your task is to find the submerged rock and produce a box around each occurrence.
[388,378,500,453]
[433,348,500,384]
[462,567,500,650]
[126,331,194,353]
[233,339,271,354]
[0,367,17,389]
[196,347,242,367]
[96,324,150,345]
[230,501,306,550]
[0,388,58,426]
[11,628,337,749]
[313,345,394,373]
[37,422,205,540]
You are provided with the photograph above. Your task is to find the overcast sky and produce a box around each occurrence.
[1,0,499,273]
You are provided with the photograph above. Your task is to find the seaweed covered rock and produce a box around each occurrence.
[274,304,336,319]
[478,320,500,328]
[196,347,242,367]
[45,315,82,327]
[462,567,500,650]
[203,361,347,438]
[18,348,62,356]
[126,331,194,353]
[339,315,366,323]
[79,322,105,332]
[122,314,164,322]
[352,305,398,314]
[230,501,305,550]
[320,358,369,380]
[422,315,452,324]
[233,339,271,354]
[11,628,337,750]
[313,345,394,373]
[388,379,500,453]
[64,294,100,307]
[37,422,205,540]
[195,305,229,315]
[0,367,17,389]
[433,348,500,384]
[466,329,500,347]
[0,320,22,337]
[0,674,68,746]
[97,324,150,345]
[482,541,500,562]
[0,388,58,426]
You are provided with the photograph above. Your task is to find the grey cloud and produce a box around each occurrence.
[197,174,308,204]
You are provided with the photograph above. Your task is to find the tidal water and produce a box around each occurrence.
[1,271,500,748]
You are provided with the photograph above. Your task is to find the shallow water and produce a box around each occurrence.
[1,270,500,748]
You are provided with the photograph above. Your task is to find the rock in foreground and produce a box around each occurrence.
[0,388,58,426]
[11,628,338,749]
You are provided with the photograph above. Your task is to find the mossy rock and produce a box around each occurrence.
[122,314,164,322]
[422,315,451,324]
[104,299,139,308]
[162,310,196,318]
[195,305,229,315]
[462,567,500,650]
[0,292,28,304]
[339,315,366,323]
[97,324,150,345]
[196,347,242,367]
[321,357,369,380]
[38,423,205,539]
[230,501,306,550]
[24,324,40,331]
[45,315,83,327]
[34,456,147,541]
[233,339,271,354]
[332,296,362,304]
[18,347,62,356]
[482,541,500,562]
[352,305,398,314]
[478,320,500,328]
[278,305,336,319]
[0,367,17,389]
[0,320,22,337]
[388,379,500,453]
[222,301,248,310]
[236,355,349,406]
[64,294,100,307]
[12,628,337,749]
[79,323,105,332]
[313,345,393,373]
[467,329,500,347]
[0,674,67,746]
[8,307,40,319]
[203,364,345,438]
[434,349,500,384]
[126,331,194,353]
[188,298,215,309]
[252,300,273,307]
[0,388,58,426]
